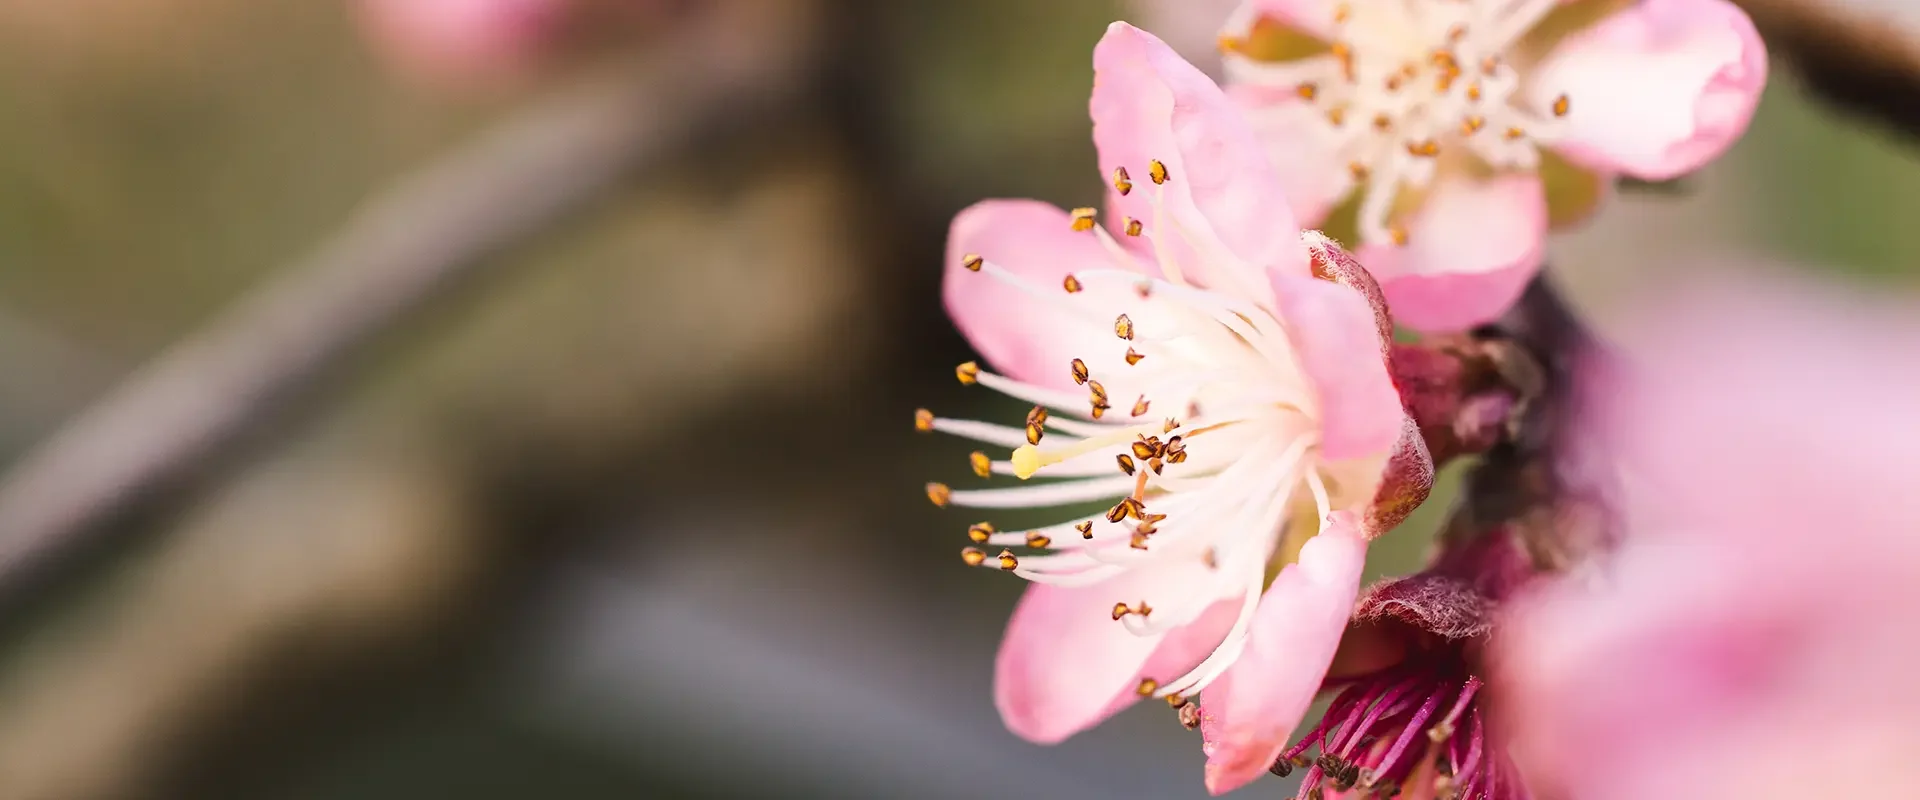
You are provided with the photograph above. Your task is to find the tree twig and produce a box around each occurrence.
[1734,0,1920,139]
[0,9,815,606]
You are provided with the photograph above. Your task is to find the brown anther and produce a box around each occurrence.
[1165,693,1187,709]
[1111,165,1134,196]
[969,451,991,478]
[1148,159,1169,185]
[1327,106,1347,126]
[1106,502,1130,524]
[1505,126,1526,140]
[1063,273,1083,293]
[1025,405,1048,427]
[1129,531,1150,550]
[961,547,987,566]
[1090,404,1109,420]
[1134,520,1157,536]
[967,522,996,543]
[1148,457,1165,474]
[955,361,980,384]
[1407,139,1440,158]
[1075,520,1094,539]
[1296,82,1319,100]
[1136,678,1159,697]
[1480,56,1499,76]
[1024,422,1045,446]
[1461,115,1486,134]
[926,482,952,506]
[1203,547,1218,569]
[1131,396,1151,417]
[914,408,935,432]
[1124,347,1145,366]
[996,549,1019,570]
[1466,82,1482,102]
[1026,531,1052,549]
[1348,161,1369,181]
[1133,281,1152,299]
[1384,74,1404,92]
[1114,314,1135,341]
[1130,440,1156,460]
[962,253,984,272]
[1107,496,1145,522]
[1112,602,1132,621]
[1116,454,1137,476]
[1124,217,1143,237]
[1087,379,1108,403]
[1142,512,1168,525]
[1069,358,1090,385]
[1373,113,1393,132]
[1553,93,1571,117]
[1163,418,1180,433]
[1179,704,1203,730]
[1270,757,1295,778]
[1390,225,1410,246]
[1069,207,1098,232]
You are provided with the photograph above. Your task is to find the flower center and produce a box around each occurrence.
[920,163,1336,699]
[1227,0,1570,247]
[1263,658,1522,800]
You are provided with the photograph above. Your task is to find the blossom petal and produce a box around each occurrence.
[1271,272,1402,461]
[1092,22,1308,300]
[1229,87,1355,227]
[1529,0,1766,180]
[944,199,1135,390]
[1198,515,1368,795]
[995,563,1233,744]
[1241,0,1341,40]
[1360,174,1546,333]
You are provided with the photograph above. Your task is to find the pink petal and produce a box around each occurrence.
[1198,515,1368,795]
[995,563,1234,744]
[1529,0,1767,180]
[1361,174,1546,333]
[943,199,1132,390]
[1091,22,1308,295]
[1230,86,1356,227]
[1270,273,1402,461]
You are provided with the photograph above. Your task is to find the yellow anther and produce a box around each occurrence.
[1114,314,1135,341]
[1148,159,1170,185]
[1461,115,1486,135]
[1116,453,1137,476]
[1137,678,1159,697]
[1070,358,1089,385]
[1327,107,1348,127]
[996,549,1019,571]
[1552,93,1571,117]
[961,547,987,566]
[1124,217,1143,237]
[1111,166,1133,196]
[1297,82,1318,100]
[926,482,952,506]
[1025,531,1051,548]
[1025,405,1048,427]
[1390,225,1410,246]
[1466,82,1483,102]
[1505,126,1526,140]
[1131,396,1151,417]
[1075,520,1094,539]
[1063,274,1083,293]
[967,522,996,543]
[1070,207,1098,232]
[1024,421,1044,446]
[914,408,935,432]
[955,361,980,384]
[1407,139,1440,158]
[961,253,983,272]
[1124,347,1145,366]
[969,451,991,478]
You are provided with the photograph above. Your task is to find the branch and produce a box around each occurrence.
[0,9,815,605]
[1735,0,1920,139]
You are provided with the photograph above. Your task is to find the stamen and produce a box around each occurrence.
[961,253,983,272]
[1124,217,1143,237]
[1025,531,1051,548]
[1136,678,1159,696]
[1114,314,1135,341]
[997,549,1019,570]
[1069,207,1097,232]
[914,408,934,432]
[927,482,951,506]
[1111,166,1133,196]
[1147,159,1169,185]
[1063,274,1083,293]
[967,522,995,543]
[1070,358,1089,385]
[1075,521,1094,539]
[1131,396,1151,417]
[960,547,986,566]
[1552,93,1570,117]
[1124,347,1145,365]
[955,362,980,384]
[969,451,991,478]
[1116,454,1137,475]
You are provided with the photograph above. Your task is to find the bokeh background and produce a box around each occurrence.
[0,1,1916,798]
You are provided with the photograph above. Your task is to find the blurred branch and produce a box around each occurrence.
[1735,0,1920,139]
[0,9,815,605]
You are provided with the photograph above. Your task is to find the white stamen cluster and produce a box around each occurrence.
[1226,0,1571,247]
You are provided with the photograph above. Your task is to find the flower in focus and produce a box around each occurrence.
[1500,275,1920,799]
[917,23,1432,791]
[1221,516,1541,800]
[1219,0,1767,331]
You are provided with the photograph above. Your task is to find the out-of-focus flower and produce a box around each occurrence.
[355,0,678,89]
[1220,0,1767,331]
[1501,274,1920,799]
[917,23,1432,792]
[1128,0,1245,71]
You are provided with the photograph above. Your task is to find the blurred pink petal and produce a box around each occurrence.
[1198,513,1367,795]
[357,0,567,84]
[1231,87,1355,227]
[1270,273,1401,461]
[1529,0,1768,180]
[1092,22,1307,300]
[1502,273,1920,800]
[1360,174,1546,333]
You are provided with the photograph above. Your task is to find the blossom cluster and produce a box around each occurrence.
[897,2,1909,798]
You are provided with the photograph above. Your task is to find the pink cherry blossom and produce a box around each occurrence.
[356,0,678,88]
[1500,274,1920,799]
[920,23,1429,794]
[1221,0,1767,331]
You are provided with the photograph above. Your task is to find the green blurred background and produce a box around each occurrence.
[0,0,1914,798]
